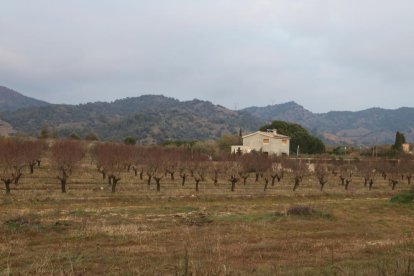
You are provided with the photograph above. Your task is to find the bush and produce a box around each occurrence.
[287,205,315,216]
[287,205,333,219]
[84,132,99,141]
[124,136,136,145]
[69,132,80,140]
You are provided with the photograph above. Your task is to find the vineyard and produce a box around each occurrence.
[0,138,413,274]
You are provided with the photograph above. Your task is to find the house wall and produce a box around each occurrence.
[243,134,289,156]
[402,143,410,153]
[230,145,251,154]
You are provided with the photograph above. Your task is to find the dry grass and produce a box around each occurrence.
[0,158,413,275]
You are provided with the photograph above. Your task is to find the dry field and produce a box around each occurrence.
[0,157,413,275]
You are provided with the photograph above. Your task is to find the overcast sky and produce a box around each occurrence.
[1,1,414,113]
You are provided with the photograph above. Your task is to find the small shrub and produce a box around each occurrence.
[124,136,136,145]
[287,205,333,219]
[287,205,315,216]
[69,132,80,140]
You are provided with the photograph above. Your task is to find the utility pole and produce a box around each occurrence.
[297,145,300,157]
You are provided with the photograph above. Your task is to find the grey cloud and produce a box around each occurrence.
[1,0,414,112]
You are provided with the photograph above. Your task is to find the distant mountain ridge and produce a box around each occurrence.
[0,85,413,145]
[242,102,414,145]
[0,86,49,112]
[0,91,264,143]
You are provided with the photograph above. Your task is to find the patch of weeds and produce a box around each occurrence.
[402,228,413,238]
[287,205,314,216]
[314,210,334,220]
[69,209,93,217]
[168,206,200,213]
[65,232,124,242]
[287,205,334,220]
[0,198,13,206]
[390,191,414,204]
[4,216,41,230]
[215,212,284,223]
[324,258,414,276]
[53,220,71,228]
[123,206,200,216]
[178,212,213,226]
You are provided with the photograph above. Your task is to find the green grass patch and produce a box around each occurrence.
[390,191,414,204]
[4,217,39,230]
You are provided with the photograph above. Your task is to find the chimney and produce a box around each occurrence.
[266,129,278,135]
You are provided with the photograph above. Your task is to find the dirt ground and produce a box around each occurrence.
[0,161,413,275]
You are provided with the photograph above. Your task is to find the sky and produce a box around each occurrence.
[1,0,414,113]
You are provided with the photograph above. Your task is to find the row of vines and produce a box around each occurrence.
[0,138,413,194]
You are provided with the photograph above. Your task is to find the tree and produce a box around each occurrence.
[141,146,168,191]
[124,136,137,145]
[0,139,30,194]
[25,140,45,174]
[388,161,401,190]
[209,162,222,186]
[84,131,99,141]
[243,152,271,182]
[164,148,181,181]
[178,154,190,186]
[358,160,376,190]
[192,140,219,160]
[217,134,242,153]
[51,140,85,193]
[189,152,208,192]
[338,164,354,190]
[69,132,80,140]
[400,157,413,185]
[93,143,132,192]
[259,158,273,191]
[260,121,325,154]
[39,123,51,139]
[392,131,406,151]
[226,161,242,192]
[270,157,286,186]
[315,161,329,191]
[286,159,308,191]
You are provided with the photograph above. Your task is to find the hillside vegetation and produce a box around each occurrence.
[243,102,414,145]
[1,95,264,143]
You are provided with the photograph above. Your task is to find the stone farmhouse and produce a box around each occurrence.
[231,129,290,156]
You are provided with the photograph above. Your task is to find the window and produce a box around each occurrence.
[263,138,269,144]
[282,139,288,145]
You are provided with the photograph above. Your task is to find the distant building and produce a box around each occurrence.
[402,143,410,153]
[231,129,290,156]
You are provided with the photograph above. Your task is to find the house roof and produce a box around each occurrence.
[242,131,290,140]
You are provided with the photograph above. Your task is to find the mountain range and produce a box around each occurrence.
[242,103,414,145]
[0,86,262,143]
[0,85,413,145]
[0,86,49,111]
